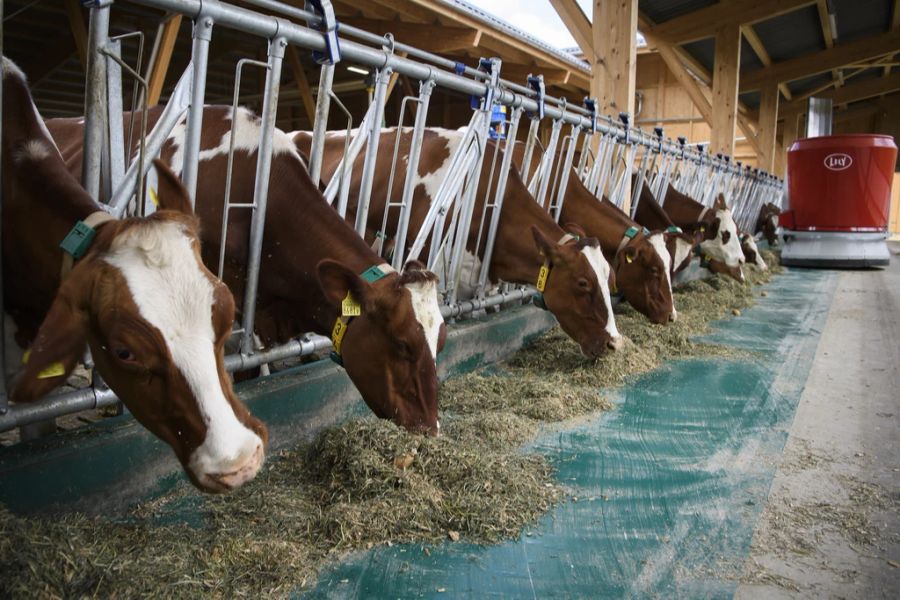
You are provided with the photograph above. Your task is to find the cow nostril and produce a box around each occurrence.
[669,311,677,322]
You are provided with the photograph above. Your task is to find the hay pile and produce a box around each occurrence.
[0,252,781,597]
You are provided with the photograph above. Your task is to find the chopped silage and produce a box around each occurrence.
[0,251,782,597]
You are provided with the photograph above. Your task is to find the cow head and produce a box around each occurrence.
[663,229,699,275]
[317,260,444,435]
[11,162,267,493]
[740,232,767,271]
[698,195,744,272]
[613,232,676,324]
[532,226,621,358]
[758,203,780,246]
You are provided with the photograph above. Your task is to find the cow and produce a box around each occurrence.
[630,178,703,275]
[294,128,623,358]
[46,106,445,435]
[755,202,780,246]
[513,148,676,324]
[2,57,266,493]
[739,230,768,271]
[660,186,745,281]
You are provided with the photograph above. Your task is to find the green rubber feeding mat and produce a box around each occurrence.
[304,268,837,599]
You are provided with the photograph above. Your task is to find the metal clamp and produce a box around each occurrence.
[527,73,546,119]
[653,126,664,153]
[478,57,501,110]
[583,97,597,133]
[619,112,631,144]
[305,0,341,64]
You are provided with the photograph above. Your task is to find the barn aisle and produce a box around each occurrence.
[736,245,900,599]
[306,267,840,598]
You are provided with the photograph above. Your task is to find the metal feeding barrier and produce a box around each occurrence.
[0,0,784,433]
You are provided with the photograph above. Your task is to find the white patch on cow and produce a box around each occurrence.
[700,208,744,267]
[14,139,51,163]
[742,235,768,270]
[580,245,620,341]
[2,57,25,82]
[647,233,676,319]
[672,237,693,273]
[405,279,443,361]
[414,129,464,203]
[103,220,262,479]
[167,107,300,176]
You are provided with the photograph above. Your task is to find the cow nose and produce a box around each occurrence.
[197,439,264,493]
[607,336,624,352]
[669,310,677,322]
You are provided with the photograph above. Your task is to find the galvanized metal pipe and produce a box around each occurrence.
[239,35,287,356]
[354,65,391,237]
[307,64,334,185]
[82,1,112,200]
[180,12,214,205]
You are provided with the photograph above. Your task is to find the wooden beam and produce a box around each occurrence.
[501,64,571,86]
[64,0,88,72]
[549,0,592,57]
[710,24,742,156]
[648,0,816,45]
[340,17,479,52]
[742,25,792,100]
[740,29,900,92]
[145,14,183,107]
[286,45,316,126]
[756,83,780,171]
[783,71,900,112]
[592,0,638,117]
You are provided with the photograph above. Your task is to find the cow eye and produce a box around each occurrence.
[577,278,591,291]
[114,347,137,363]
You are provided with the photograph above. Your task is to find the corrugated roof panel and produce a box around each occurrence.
[753,5,825,63]
[682,38,715,74]
[833,0,892,43]
[740,37,764,71]
[641,0,718,26]
[787,72,835,96]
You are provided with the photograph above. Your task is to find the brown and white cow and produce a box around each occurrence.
[630,178,702,275]
[47,106,445,435]
[295,128,623,358]
[2,57,266,492]
[755,202,780,247]
[661,186,745,279]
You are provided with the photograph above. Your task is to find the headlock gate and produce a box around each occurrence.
[0,0,784,432]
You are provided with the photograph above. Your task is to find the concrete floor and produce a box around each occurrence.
[736,244,900,598]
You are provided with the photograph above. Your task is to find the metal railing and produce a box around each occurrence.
[0,0,785,433]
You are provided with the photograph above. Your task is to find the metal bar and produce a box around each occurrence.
[552,125,580,223]
[519,117,540,184]
[82,1,111,200]
[392,79,435,270]
[307,63,334,185]
[180,12,213,205]
[105,39,124,203]
[239,35,287,356]
[354,65,392,237]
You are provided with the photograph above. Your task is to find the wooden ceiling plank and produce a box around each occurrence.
[340,17,479,52]
[742,25,793,100]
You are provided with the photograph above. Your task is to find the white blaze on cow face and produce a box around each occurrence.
[406,279,444,361]
[104,220,264,488]
[672,236,694,274]
[700,208,744,267]
[647,233,677,321]
[580,244,621,346]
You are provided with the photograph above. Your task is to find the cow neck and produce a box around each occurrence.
[265,158,399,336]
[492,184,568,285]
[561,181,639,255]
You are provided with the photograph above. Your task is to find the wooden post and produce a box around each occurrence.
[64,0,89,72]
[286,45,317,127]
[145,14,183,107]
[757,83,780,171]
[780,111,803,177]
[711,23,741,156]
[591,0,638,117]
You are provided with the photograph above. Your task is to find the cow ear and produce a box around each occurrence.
[713,194,728,210]
[562,222,587,240]
[608,267,618,295]
[620,245,638,265]
[436,322,448,354]
[152,159,194,216]
[317,259,372,308]
[11,277,92,404]
[531,226,559,262]
[709,217,721,238]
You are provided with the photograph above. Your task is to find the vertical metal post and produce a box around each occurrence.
[307,64,334,185]
[354,65,392,237]
[519,117,540,184]
[392,79,435,270]
[239,35,286,356]
[82,1,112,200]
[181,13,213,205]
[551,125,580,223]
[105,39,125,205]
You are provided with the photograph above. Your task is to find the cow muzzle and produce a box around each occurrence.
[192,439,264,493]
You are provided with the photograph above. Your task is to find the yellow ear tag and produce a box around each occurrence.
[341,292,361,318]
[22,349,66,379]
[536,264,549,292]
[626,254,633,264]
[699,226,705,232]
[331,318,349,353]
[149,186,160,207]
